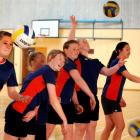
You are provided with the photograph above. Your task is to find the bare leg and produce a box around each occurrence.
[46,123,56,139]
[111,112,125,140]
[62,124,74,140]
[100,115,115,140]
[20,135,35,140]
[4,133,19,140]
[74,123,88,140]
[84,121,97,140]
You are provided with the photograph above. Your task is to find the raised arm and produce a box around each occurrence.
[68,15,77,40]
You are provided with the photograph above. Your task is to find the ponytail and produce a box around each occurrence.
[107,50,118,67]
[107,42,129,68]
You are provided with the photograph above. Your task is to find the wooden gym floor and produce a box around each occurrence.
[0,86,140,140]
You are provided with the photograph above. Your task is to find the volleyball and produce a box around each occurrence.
[128,120,140,138]
[103,1,120,18]
[12,25,35,48]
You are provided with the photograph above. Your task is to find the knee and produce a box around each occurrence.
[115,122,125,131]
[62,125,73,136]
[46,125,55,138]
[76,124,87,134]
[106,124,115,132]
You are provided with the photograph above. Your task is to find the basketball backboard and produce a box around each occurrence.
[31,20,59,37]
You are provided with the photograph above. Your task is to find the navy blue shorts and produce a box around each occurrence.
[4,104,28,137]
[26,117,37,135]
[5,104,37,137]
[47,102,76,124]
[75,91,99,123]
[101,96,122,115]
[35,124,46,140]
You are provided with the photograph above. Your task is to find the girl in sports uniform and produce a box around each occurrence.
[4,49,68,140]
[20,52,46,140]
[0,31,28,101]
[46,40,96,140]
[100,42,140,140]
[69,15,125,140]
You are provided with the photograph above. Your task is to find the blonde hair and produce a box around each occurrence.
[47,49,66,62]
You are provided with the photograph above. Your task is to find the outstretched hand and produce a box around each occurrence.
[70,15,77,28]
[118,59,126,67]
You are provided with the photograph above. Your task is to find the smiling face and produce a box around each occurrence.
[51,53,65,71]
[64,43,79,60]
[47,50,66,71]
[0,36,13,58]
[118,44,131,59]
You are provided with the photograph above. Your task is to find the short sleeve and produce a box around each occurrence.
[118,65,127,74]
[7,66,18,87]
[96,59,105,71]
[64,60,77,72]
[110,59,127,75]
[43,68,56,85]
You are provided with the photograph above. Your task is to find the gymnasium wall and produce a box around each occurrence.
[1,0,140,90]
[13,29,140,90]
[0,0,140,29]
